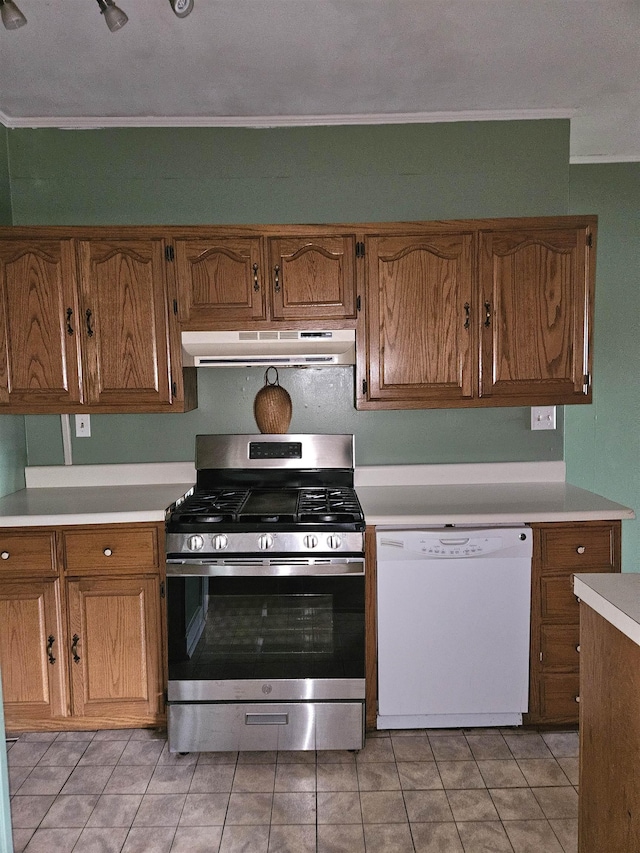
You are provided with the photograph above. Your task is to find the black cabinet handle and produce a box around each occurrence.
[253,263,260,292]
[71,634,81,663]
[464,303,470,330]
[85,309,94,337]
[66,308,74,336]
[484,302,491,327]
[46,635,56,665]
[274,265,281,293]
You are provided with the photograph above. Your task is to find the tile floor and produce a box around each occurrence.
[6,726,579,853]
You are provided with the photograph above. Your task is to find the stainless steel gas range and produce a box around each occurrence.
[165,433,366,753]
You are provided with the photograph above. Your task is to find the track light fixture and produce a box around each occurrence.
[169,0,194,17]
[0,0,27,30]
[96,0,128,32]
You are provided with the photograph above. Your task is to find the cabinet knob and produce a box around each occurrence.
[576,545,586,554]
[103,548,113,557]
[575,695,581,703]
[576,644,581,653]
[0,551,9,560]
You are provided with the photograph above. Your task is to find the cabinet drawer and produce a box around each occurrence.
[538,525,616,570]
[0,531,56,576]
[540,624,580,669]
[63,526,160,574]
[540,673,581,723]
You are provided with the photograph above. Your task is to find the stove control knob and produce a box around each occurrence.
[186,534,204,552]
[257,533,274,551]
[326,534,342,550]
[211,534,228,551]
[303,535,318,550]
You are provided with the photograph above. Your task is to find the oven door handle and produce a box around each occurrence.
[165,558,365,577]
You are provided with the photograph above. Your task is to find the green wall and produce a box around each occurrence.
[568,164,640,572]
[12,120,569,467]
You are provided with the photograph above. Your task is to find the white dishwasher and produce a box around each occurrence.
[376,526,532,729]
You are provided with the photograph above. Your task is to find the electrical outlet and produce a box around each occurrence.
[75,414,91,437]
[530,406,556,431]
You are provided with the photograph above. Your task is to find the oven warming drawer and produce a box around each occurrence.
[168,701,365,753]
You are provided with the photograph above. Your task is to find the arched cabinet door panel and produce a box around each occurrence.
[174,237,266,327]
[0,239,82,409]
[364,232,475,404]
[478,225,594,403]
[76,238,174,408]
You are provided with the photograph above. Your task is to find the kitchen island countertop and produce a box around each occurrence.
[573,572,640,648]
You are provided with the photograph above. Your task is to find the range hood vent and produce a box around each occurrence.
[181,330,356,367]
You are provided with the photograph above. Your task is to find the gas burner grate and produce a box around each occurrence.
[296,488,363,523]
[174,489,249,522]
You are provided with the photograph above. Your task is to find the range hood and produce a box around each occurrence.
[181,330,356,367]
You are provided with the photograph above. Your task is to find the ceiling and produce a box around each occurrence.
[1,0,639,162]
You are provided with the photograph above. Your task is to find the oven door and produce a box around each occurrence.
[165,557,365,703]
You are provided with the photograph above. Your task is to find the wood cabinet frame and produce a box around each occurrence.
[0,227,197,414]
[356,215,596,410]
[0,522,165,733]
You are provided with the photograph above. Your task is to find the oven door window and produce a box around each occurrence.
[167,575,364,680]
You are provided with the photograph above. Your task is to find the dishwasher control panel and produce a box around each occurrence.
[377,527,530,559]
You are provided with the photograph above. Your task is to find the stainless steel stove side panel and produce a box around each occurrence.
[167,677,366,702]
[195,434,355,471]
[167,701,365,753]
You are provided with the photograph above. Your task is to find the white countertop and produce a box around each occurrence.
[0,483,192,527]
[359,482,635,527]
[574,573,640,648]
[0,460,633,528]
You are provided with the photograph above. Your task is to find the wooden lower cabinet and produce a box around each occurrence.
[526,520,621,725]
[0,579,68,728]
[578,602,640,852]
[67,576,163,725]
[0,523,165,733]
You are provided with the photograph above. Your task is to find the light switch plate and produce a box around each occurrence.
[530,406,556,430]
[75,414,91,438]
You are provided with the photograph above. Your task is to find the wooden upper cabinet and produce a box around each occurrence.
[267,236,356,321]
[0,239,82,409]
[174,229,357,329]
[479,223,594,404]
[175,236,265,327]
[76,238,174,408]
[364,232,474,404]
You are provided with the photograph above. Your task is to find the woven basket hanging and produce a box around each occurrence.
[253,367,292,434]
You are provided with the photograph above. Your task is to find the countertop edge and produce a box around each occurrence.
[574,574,640,648]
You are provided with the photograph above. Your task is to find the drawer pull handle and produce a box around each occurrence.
[253,263,260,292]
[1,551,9,560]
[71,634,81,663]
[576,545,586,554]
[46,635,56,665]
[245,712,288,726]
[575,695,580,703]
[103,548,113,557]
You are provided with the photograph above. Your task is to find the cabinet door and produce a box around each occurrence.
[174,237,265,327]
[364,233,474,405]
[76,238,174,409]
[479,225,594,403]
[0,579,68,728]
[268,236,356,321]
[0,239,82,410]
[67,576,163,723]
